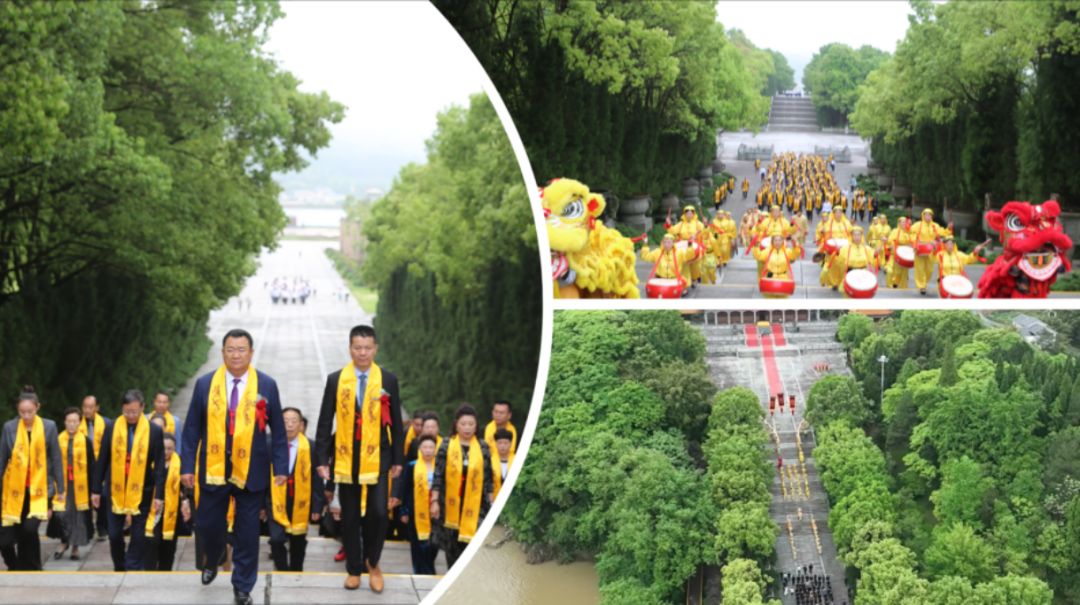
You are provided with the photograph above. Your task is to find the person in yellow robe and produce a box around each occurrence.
[815,206,853,252]
[885,217,914,289]
[908,208,953,294]
[825,227,878,292]
[714,210,738,267]
[935,236,990,279]
[741,178,750,200]
[792,211,809,244]
[0,386,63,571]
[79,394,111,541]
[640,234,695,286]
[754,235,802,298]
[755,158,761,171]
[713,185,722,209]
[667,206,706,283]
[867,215,890,267]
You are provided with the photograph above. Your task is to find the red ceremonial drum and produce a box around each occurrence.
[823,238,848,254]
[843,269,879,298]
[676,239,704,260]
[646,278,685,299]
[939,274,974,299]
[915,242,936,256]
[759,278,796,296]
[895,245,915,268]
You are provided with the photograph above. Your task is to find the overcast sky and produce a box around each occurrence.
[264,2,488,200]
[716,1,915,86]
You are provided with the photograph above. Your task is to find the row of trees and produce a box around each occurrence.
[707,388,779,605]
[812,311,1080,603]
[504,311,785,603]
[433,1,789,214]
[503,311,717,604]
[358,94,541,427]
[802,43,889,127]
[0,1,343,420]
[850,1,1080,209]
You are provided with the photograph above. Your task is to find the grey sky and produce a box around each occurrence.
[264,2,488,201]
[716,1,915,86]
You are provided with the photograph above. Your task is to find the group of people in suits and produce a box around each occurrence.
[0,324,520,605]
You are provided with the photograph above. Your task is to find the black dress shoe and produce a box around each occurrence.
[201,567,218,585]
[234,590,253,605]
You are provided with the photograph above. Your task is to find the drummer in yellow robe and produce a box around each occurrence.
[754,205,795,272]
[908,208,952,295]
[867,215,890,266]
[792,211,809,244]
[640,234,696,284]
[667,206,706,283]
[815,206,853,252]
[885,217,915,289]
[935,236,990,279]
[754,235,802,298]
[826,226,878,293]
[708,211,736,268]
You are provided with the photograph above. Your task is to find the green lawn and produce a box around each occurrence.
[348,284,379,314]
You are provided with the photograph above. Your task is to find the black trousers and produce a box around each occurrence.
[107,494,152,571]
[444,538,467,568]
[143,522,178,571]
[268,521,307,572]
[337,448,390,576]
[93,491,109,538]
[197,484,262,593]
[0,490,42,570]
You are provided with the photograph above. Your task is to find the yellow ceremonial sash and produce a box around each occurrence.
[270,434,312,535]
[148,411,177,436]
[484,420,517,453]
[444,435,484,543]
[333,362,382,486]
[2,416,48,526]
[413,456,432,541]
[111,415,151,515]
[403,425,417,458]
[79,413,106,459]
[492,449,515,499]
[206,366,258,488]
[54,431,89,512]
[146,453,181,539]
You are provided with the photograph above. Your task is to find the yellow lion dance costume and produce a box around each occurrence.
[543,178,640,298]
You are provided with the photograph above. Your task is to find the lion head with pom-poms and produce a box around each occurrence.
[542,178,639,298]
[978,200,1072,298]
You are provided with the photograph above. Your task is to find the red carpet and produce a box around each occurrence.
[744,324,759,347]
[772,323,786,346]
[760,330,784,398]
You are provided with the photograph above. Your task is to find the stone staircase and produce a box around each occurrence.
[768,96,820,132]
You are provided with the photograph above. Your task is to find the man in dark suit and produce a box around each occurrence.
[180,329,288,605]
[315,324,403,593]
[91,389,165,572]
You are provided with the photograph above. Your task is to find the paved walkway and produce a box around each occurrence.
[701,321,850,605]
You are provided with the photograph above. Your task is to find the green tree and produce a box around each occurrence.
[0,1,343,418]
[721,558,780,605]
[803,42,889,126]
[931,456,992,527]
[925,523,996,583]
[806,374,875,430]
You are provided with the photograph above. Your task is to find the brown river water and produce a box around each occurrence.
[437,525,601,604]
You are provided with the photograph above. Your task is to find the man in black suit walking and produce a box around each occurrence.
[315,325,403,593]
[180,329,288,605]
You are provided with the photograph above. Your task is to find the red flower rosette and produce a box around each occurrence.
[256,397,268,431]
[380,392,391,426]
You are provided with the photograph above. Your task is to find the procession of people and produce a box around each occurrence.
[0,327,518,604]
[647,151,994,299]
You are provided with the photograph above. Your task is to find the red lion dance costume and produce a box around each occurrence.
[978,200,1072,298]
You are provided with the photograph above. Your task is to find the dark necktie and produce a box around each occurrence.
[354,373,367,442]
[228,378,240,435]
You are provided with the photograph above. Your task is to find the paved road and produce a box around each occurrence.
[702,321,850,605]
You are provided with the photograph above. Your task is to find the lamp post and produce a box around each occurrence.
[878,354,889,409]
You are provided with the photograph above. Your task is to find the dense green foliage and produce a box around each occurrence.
[434,1,780,214]
[802,43,889,127]
[819,311,1080,603]
[852,1,1080,209]
[359,94,540,427]
[0,1,342,420]
[505,312,781,603]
